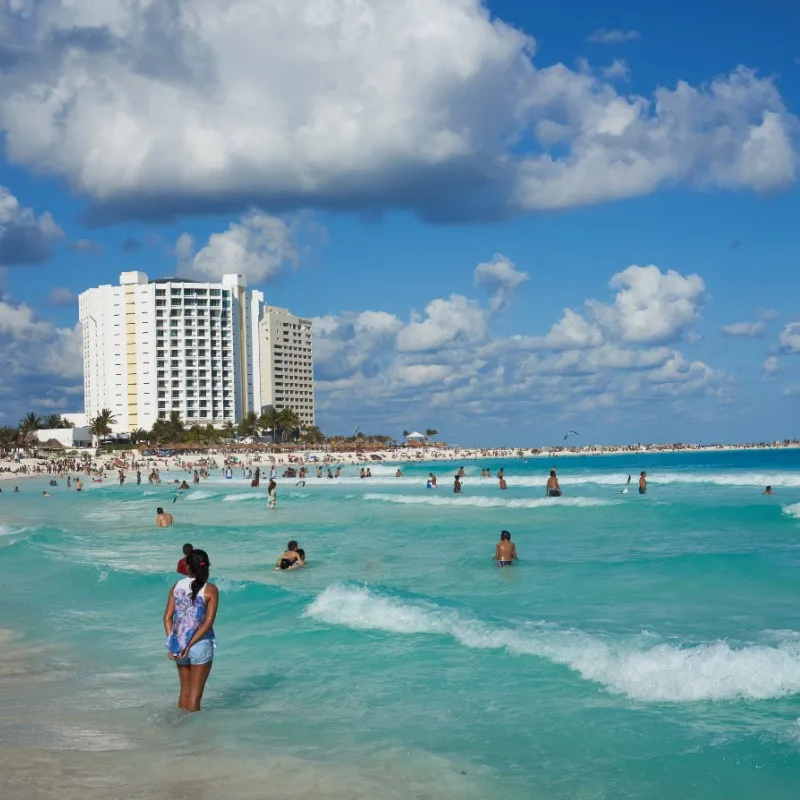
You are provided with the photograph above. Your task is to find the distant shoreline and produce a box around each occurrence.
[1,441,798,482]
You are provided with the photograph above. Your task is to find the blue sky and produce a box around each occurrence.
[0,0,799,445]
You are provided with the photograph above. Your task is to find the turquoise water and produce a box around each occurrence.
[2,450,800,799]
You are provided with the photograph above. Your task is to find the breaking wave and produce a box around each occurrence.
[363,493,613,509]
[306,584,800,703]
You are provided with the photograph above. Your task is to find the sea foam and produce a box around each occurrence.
[306,584,800,703]
[363,493,612,509]
[782,502,800,520]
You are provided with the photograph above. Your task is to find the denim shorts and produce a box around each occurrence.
[175,638,214,666]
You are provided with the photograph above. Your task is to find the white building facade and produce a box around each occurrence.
[79,272,281,433]
[258,306,315,427]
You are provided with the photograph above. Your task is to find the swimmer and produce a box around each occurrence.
[763,485,774,495]
[267,479,277,509]
[177,543,193,575]
[75,478,83,492]
[495,530,518,566]
[454,475,462,494]
[42,491,51,497]
[157,506,175,527]
[639,471,647,494]
[275,540,305,570]
[426,472,437,489]
[180,480,190,490]
[545,470,562,497]
[457,466,465,478]
[499,477,507,490]
[395,469,403,478]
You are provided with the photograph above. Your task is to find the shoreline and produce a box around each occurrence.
[1,441,798,482]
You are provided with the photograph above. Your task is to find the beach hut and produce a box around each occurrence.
[42,438,66,451]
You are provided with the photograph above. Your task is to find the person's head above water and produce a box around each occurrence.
[549,470,556,478]
[287,540,298,551]
[185,548,210,602]
[500,530,511,541]
[157,507,164,514]
[182,542,193,556]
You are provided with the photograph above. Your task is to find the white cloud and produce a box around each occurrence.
[779,322,800,353]
[176,212,298,283]
[602,59,630,80]
[396,295,487,353]
[313,259,726,431]
[757,308,779,321]
[782,383,800,397]
[0,3,794,222]
[587,29,640,44]
[763,356,780,377]
[474,254,529,312]
[0,185,63,265]
[586,265,705,343]
[721,321,766,337]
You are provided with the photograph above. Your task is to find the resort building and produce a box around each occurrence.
[78,271,304,433]
[258,306,315,427]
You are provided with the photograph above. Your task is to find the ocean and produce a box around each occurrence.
[1,449,800,799]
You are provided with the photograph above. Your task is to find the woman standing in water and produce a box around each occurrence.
[163,549,218,712]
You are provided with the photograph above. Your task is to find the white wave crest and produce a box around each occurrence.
[222,492,264,502]
[542,471,800,488]
[782,502,800,520]
[363,493,612,509]
[306,585,800,702]
[183,490,216,501]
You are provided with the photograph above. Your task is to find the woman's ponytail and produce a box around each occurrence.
[187,549,210,604]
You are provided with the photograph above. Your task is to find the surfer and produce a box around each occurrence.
[639,472,647,494]
[495,530,518,566]
[157,506,175,527]
[545,470,562,497]
[163,548,218,713]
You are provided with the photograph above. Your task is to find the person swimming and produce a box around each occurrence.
[639,471,647,494]
[495,530,517,566]
[275,540,305,570]
[764,485,773,495]
[545,470,562,497]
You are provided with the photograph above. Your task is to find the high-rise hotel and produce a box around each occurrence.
[79,271,314,433]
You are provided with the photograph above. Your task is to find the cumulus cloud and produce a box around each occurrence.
[779,322,800,353]
[0,2,794,223]
[176,212,299,284]
[0,293,83,420]
[757,308,779,321]
[763,356,780,377]
[474,254,529,312]
[313,259,725,432]
[721,321,766,337]
[602,59,630,80]
[0,185,63,265]
[587,29,641,44]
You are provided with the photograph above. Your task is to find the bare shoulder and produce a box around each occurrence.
[206,582,220,598]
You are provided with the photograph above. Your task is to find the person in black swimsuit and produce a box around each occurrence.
[495,530,518,566]
[545,470,562,497]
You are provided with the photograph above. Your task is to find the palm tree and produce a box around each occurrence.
[277,408,302,442]
[222,421,235,441]
[19,412,42,437]
[238,410,259,437]
[0,425,18,450]
[168,411,185,443]
[43,413,62,429]
[204,424,220,445]
[186,424,205,446]
[259,407,281,443]
[425,428,438,443]
[130,428,150,445]
[90,408,117,444]
[150,419,171,444]
[302,425,325,445]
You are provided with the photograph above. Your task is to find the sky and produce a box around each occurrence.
[0,0,799,447]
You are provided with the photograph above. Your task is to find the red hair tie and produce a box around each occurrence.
[198,561,207,567]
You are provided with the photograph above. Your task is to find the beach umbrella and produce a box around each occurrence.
[406,431,426,439]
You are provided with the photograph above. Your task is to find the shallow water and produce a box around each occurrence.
[2,450,800,798]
